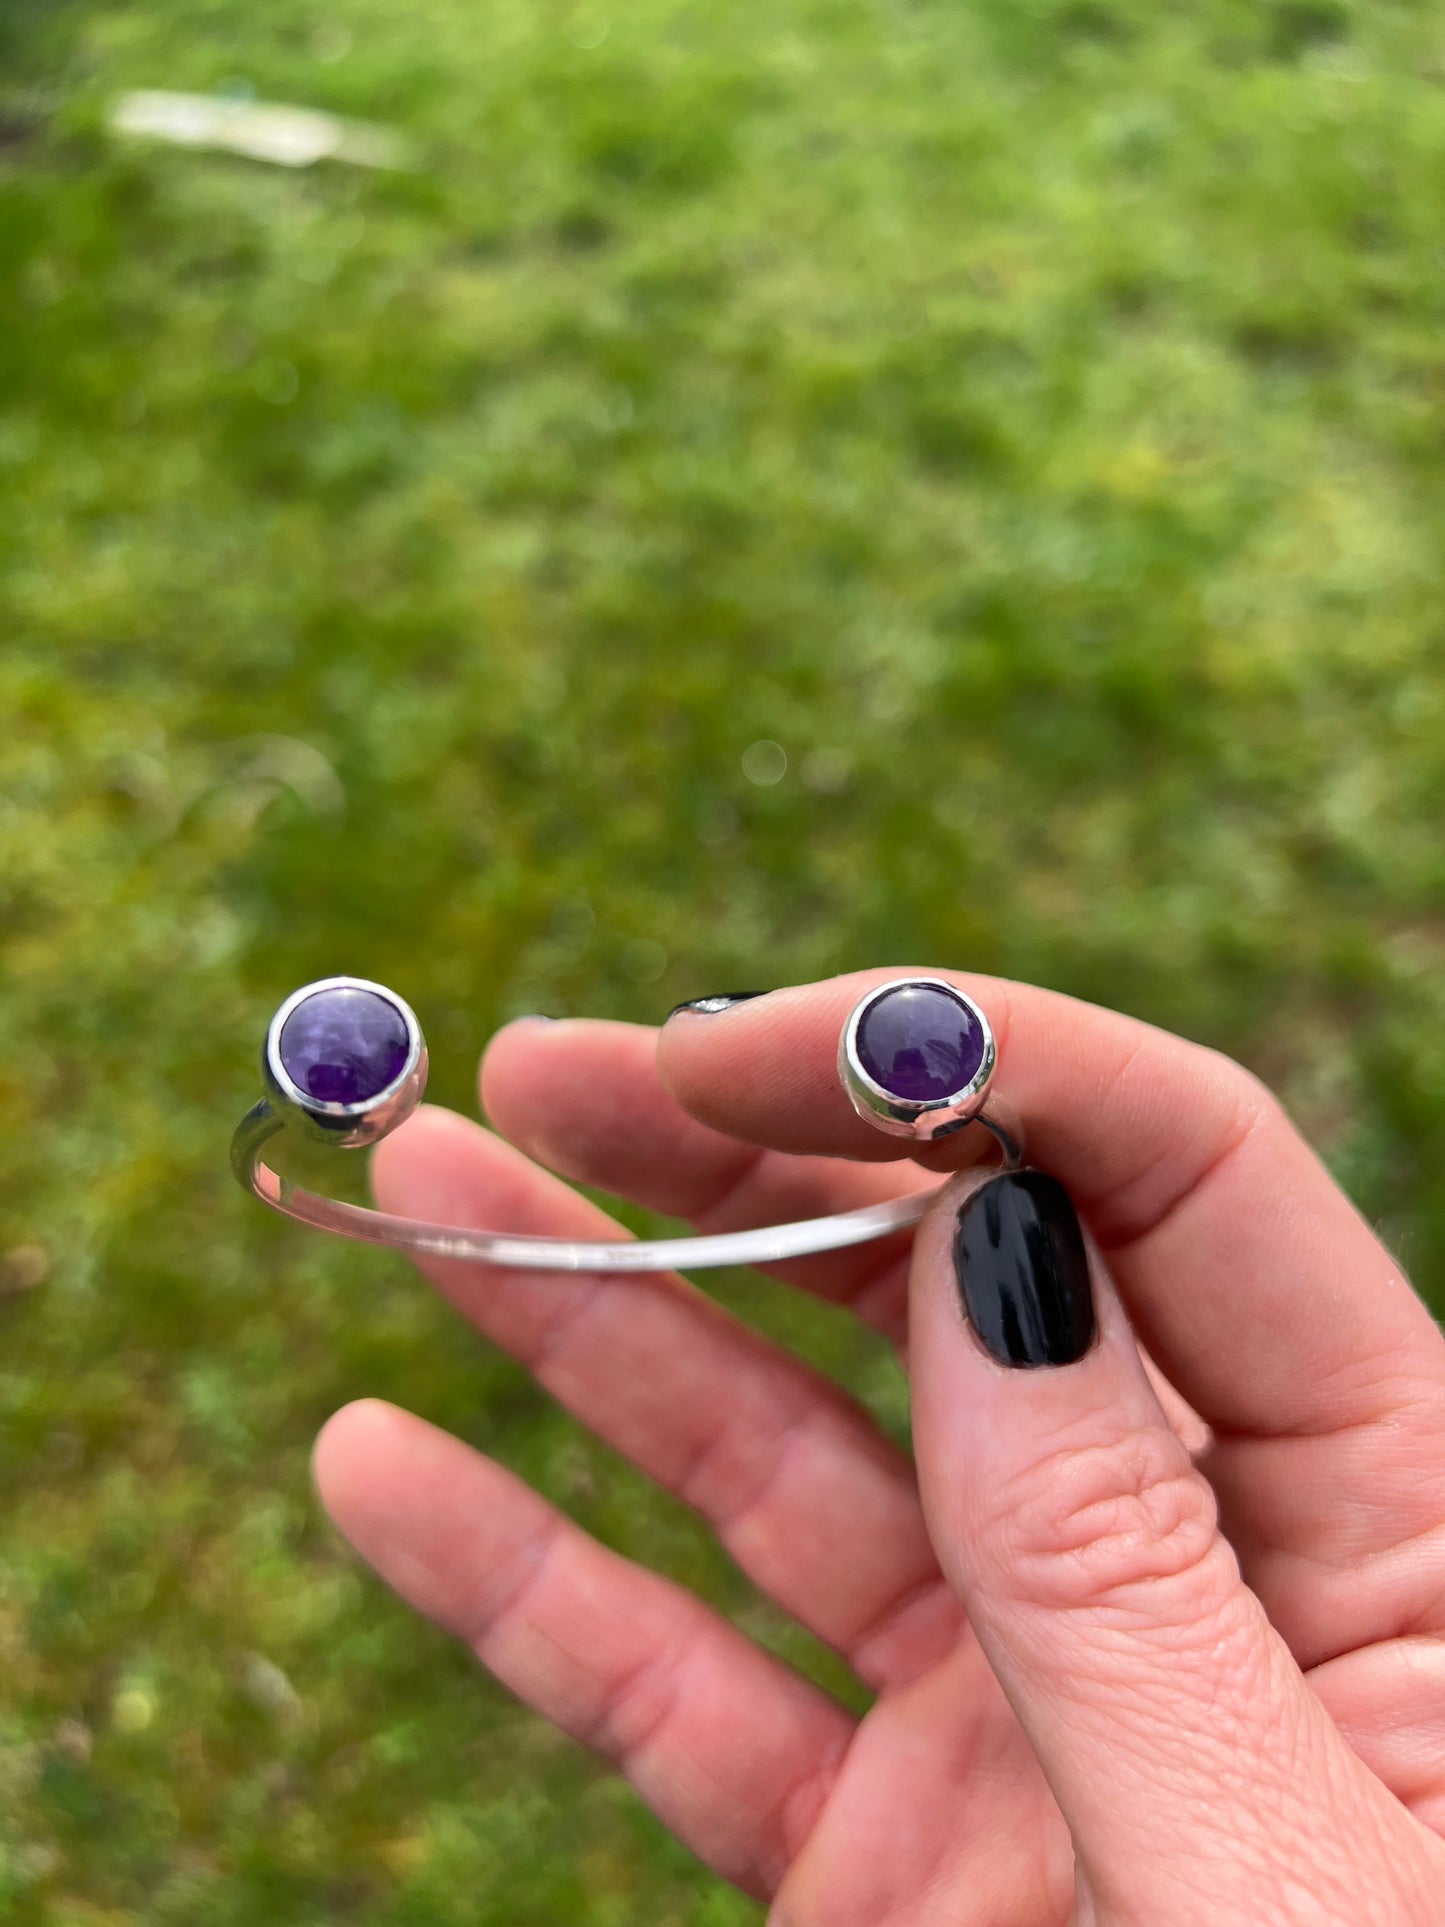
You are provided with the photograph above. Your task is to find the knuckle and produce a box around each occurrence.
[1199,1047,1285,1138]
[980,1423,1230,1622]
[581,1630,689,1766]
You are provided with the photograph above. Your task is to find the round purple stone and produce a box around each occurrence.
[278,986,411,1106]
[855,982,985,1103]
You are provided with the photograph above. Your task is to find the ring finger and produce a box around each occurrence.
[314,1398,855,1898]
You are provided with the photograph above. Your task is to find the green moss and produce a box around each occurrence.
[3,0,1445,1915]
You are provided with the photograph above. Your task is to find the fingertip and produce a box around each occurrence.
[310,1403,509,1637]
[654,975,912,1162]
[664,992,772,1019]
[479,1011,553,1076]
[313,1396,413,1522]
[479,1016,655,1136]
[477,1013,566,1138]
[910,1163,1000,1264]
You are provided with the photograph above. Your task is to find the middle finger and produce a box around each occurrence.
[481,1016,937,1344]
[370,1105,962,1692]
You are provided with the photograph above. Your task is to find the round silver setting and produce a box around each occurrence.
[839,976,999,1143]
[262,975,428,1148]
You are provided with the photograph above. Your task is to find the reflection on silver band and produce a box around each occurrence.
[232,1094,931,1271]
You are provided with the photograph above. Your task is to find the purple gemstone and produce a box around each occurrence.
[278,986,411,1105]
[855,982,985,1103]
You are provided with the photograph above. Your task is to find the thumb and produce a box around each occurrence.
[909,1166,1429,1923]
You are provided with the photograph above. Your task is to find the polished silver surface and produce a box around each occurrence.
[839,976,1024,1164]
[233,978,941,1272]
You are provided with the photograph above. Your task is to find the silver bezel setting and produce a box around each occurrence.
[263,975,428,1147]
[838,976,997,1142]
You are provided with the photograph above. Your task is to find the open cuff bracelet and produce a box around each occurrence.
[231,975,1024,1272]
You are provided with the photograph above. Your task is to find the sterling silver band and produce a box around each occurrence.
[231,976,1023,1274]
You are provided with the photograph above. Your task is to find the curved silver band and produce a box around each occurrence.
[230,1098,1022,1273]
[231,976,1024,1274]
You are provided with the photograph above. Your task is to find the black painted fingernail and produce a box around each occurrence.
[667,992,767,1018]
[953,1170,1095,1368]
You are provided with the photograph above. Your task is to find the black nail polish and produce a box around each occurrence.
[667,993,767,1018]
[953,1171,1095,1368]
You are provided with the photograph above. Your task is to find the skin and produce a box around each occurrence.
[314,968,1445,1923]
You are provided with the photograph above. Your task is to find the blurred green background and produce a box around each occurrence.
[5,0,1445,1917]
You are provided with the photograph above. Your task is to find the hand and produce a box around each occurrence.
[314,970,1445,1923]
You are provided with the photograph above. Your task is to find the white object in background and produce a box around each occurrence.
[110,91,412,170]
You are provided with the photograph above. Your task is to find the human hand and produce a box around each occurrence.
[314,970,1445,1922]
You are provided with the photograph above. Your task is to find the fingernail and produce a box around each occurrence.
[667,992,767,1018]
[510,1013,553,1024]
[953,1171,1095,1368]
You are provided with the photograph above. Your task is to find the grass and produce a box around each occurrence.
[4,0,1445,1916]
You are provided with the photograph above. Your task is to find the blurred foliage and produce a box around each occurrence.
[3,0,1445,1916]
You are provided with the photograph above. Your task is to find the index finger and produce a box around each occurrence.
[657,969,1445,1444]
